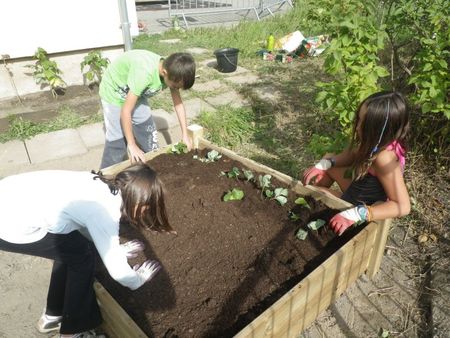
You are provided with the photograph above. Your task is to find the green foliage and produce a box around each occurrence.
[223,188,244,201]
[272,187,289,206]
[307,219,326,230]
[194,106,255,148]
[314,0,388,133]
[194,149,222,162]
[169,142,188,154]
[296,228,308,240]
[242,169,255,182]
[227,167,241,180]
[294,197,311,209]
[27,47,66,97]
[306,132,348,158]
[80,50,109,86]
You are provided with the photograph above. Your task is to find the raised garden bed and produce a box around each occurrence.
[94,125,391,338]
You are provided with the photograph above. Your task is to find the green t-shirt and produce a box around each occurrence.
[99,50,166,106]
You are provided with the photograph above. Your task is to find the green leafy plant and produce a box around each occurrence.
[294,197,311,210]
[257,174,272,197]
[80,50,109,86]
[223,188,244,201]
[169,142,188,154]
[27,47,66,97]
[307,219,326,231]
[242,169,255,182]
[227,167,241,180]
[265,187,288,205]
[194,149,222,163]
[296,228,308,240]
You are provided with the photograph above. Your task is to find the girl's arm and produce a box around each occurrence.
[370,149,411,220]
[121,92,145,163]
[170,88,192,150]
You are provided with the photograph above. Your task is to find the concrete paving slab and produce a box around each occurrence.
[26,129,88,164]
[185,47,210,55]
[220,65,251,77]
[0,140,29,177]
[205,91,250,108]
[192,80,225,92]
[225,73,260,85]
[152,108,179,130]
[159,39,181,44]
[182,98,216,120]
[77,122,105,148]
[252,85,282,102]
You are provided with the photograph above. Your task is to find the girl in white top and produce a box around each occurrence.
[0,163,175,338]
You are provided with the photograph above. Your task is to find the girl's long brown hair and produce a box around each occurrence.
[92,163,174,233]
[351,91,409,179]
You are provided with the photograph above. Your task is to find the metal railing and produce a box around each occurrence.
[168,0,293,28]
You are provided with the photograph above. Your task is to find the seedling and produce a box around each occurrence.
[223,188,244,201]
[27,47,66,97]
[80,50,109,86]
[194,149,222,163]
[258,174,272,197]
[242,169,254,182]
[169,142,188,154]
[266,187,288,205]
[294,197,311,209]
[288,211,300,221]
[296,228,308,240]
[307,219,326,231]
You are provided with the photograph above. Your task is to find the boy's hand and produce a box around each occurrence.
[303,159,332,185]
[182,134,192,151]
[127,143,146,163]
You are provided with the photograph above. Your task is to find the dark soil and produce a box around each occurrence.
[95,150,366,338]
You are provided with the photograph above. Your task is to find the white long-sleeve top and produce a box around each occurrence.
[0,170,143,290]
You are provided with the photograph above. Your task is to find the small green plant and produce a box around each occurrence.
[80,50,109,86]
[194,149,222,163]
[265,187,289,205]
[296,228,308,240]
[169,142,188,154]
[242,169,255,182]
[294,197,310,210]
[27,47,66,97]
[223,188,244,201]
[307,219,326,231]
[257,174,272,197]
[227,167,241,180]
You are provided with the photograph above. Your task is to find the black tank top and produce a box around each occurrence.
[341,174,387,206]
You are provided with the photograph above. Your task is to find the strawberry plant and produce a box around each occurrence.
[265,187,289,206]
[169,142,188,154]
[194,149,222,162]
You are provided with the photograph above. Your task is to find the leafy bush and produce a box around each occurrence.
[80,50,109,86]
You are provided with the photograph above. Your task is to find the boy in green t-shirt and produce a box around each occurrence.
[99,50,196,169]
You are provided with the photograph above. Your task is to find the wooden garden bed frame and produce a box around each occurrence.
[96,125,391,338]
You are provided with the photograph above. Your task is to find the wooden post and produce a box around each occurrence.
[187,124,204,149]
[366,219,391,278]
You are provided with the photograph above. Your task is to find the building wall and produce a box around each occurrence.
[0,0,138,100]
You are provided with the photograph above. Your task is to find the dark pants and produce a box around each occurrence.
[0,231,102,334]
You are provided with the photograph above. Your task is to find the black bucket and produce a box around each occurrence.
[214,48,239,73]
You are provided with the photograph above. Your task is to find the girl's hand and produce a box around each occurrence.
[329,206,367,235]
[133,260,162,289]
[303,159,333,185]
[120,239,145,259]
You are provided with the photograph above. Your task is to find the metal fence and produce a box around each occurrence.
[168,0,293,28]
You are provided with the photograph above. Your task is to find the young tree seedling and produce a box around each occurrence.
[223,188,244,201]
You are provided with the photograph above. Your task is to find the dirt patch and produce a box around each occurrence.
[0,85,100,133]
[95,150,366,338]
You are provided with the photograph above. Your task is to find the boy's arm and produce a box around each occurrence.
[171,88,192,150]
[121,92,146,163]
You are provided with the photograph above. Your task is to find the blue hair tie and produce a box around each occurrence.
[370,100,390,157]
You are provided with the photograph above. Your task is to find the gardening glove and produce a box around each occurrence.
[120,239,145,259]
[329,205,368,236]
[132,260,162,290]
[303,158,334,185]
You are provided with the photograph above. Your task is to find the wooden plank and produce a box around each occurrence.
[366,219,392,278]
[197,137,353,210]
[94,281,148,338]
[234,221,378,338]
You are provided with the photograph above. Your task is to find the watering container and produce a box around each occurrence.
[214,48,239,73]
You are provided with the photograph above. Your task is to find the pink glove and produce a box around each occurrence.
[303,159,333,185]
[120,239,145,259]
[329,206,367,235]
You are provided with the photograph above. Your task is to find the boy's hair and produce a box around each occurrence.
[163,53,196,90]
[92,164,174,234]
[351,91,410,178]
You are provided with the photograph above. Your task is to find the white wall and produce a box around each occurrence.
[0,0,139,100]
